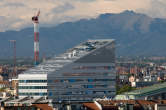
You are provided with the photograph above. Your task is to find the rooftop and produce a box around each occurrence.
[120,82,166,97]
[22,39,114,75]
[3,97,50,106]
[0,97,53,110]
[83,100,166,110]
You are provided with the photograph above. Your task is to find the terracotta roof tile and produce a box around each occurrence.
[83,102,100,110]
[32,104,53,110]
[83,100,166,110]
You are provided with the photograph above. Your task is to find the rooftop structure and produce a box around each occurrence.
[83,100,166,110]
[0,97,53,110]
[18,39,116,102]
[2,97,166,110]
[115,82,166,100]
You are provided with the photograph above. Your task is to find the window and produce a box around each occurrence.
[63,72,114,76]
[40,93,45,96]
[48,80,53,83]
[69,79,75,82]
[19,80,47,83]
[85,91,93,94]
[88,79,93,82]
[54,80,60,83]
[87,85,93,88]
[19,86,47,89]
[73,66,114,70]
[94,79,115,81]
[84,85,94,88]
[95,85,107,88]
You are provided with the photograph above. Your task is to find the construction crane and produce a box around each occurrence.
[32,10,40,65]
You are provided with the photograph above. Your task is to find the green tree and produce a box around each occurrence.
[116,85,136,95]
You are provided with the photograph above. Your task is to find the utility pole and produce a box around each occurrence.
[10,40,16,77]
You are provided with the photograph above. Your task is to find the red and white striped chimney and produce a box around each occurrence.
[32,11,40,65]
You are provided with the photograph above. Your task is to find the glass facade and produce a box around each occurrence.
[19,86,47,89]
[73,66,114,70]
[19,93,47,96]
[18,39,116,101]
[19,80,47,83]
[48,40,116,102]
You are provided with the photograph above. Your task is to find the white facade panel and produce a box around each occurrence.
[19,96,43,98]
[19,89,47,93]
[19,83,47,86]
[34,42,39,52]
[19,74,46,80]
[34,23,39,32]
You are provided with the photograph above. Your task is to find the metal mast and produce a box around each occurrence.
[10,40,16,77]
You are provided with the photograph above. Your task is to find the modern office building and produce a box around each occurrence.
[18,39,116,102]
[18,74,47,98]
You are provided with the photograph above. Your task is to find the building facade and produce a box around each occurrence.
[47,39,116,102]
[18,39,116,102]
[18,74,47,98]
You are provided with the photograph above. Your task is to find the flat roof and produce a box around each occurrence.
[3,97,50,105]
[122,82,166,97]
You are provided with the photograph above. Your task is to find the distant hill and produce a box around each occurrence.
[1,10,166,58]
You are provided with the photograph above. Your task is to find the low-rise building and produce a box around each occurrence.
[115,82,166,100]
[83,100,166,110]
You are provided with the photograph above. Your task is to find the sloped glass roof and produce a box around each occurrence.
[22,39,114,75]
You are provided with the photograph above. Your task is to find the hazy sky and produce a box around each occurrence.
[0,0,166,32]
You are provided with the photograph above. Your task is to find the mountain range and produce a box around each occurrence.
[1,10,166,58]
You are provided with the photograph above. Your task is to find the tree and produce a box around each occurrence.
[116,84,136,95]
